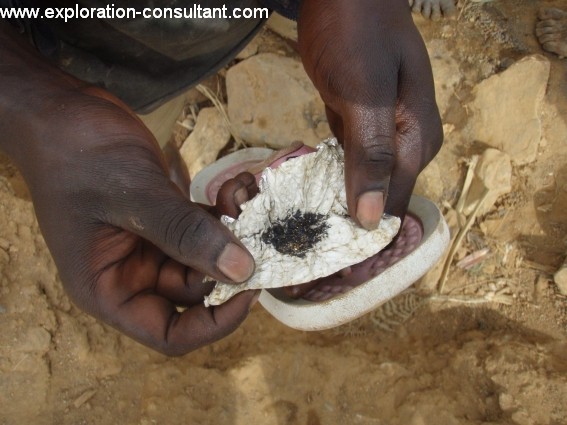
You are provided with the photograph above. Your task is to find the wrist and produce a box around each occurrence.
[0,22,85,166]
[298,0,414,34]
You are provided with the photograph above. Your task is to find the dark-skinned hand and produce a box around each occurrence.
[31,88,259,355]
[298,0,443,228]
[0,0,444,351]
[1,21,258,355]
[218,0,443,299]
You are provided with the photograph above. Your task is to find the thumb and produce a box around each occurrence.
[343,105,396,230]
[112,179,255,283]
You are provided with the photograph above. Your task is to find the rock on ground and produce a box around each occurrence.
[236,34,260,60]
[414,158,445,203]
[180,107,232,179]
[226,53,331,149]
[266,13,297,41]
[554,259,567,296]
[465,55,550,165]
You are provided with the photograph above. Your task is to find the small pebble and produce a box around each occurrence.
[554,262,567,296]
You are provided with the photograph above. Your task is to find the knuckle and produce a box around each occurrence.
[361,139,396,169]
[160,205,214,259]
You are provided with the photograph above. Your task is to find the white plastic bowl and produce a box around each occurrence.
[190,148,450,331]
[259,195,449,331]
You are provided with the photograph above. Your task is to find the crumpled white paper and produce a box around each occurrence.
[205,139,400,306]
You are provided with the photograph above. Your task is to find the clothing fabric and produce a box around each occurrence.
[260,0,299,20]
[2,0,301,112]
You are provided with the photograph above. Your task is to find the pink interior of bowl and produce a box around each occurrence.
[301,214,423,302]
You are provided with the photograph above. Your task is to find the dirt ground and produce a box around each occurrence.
[1,1,567,424]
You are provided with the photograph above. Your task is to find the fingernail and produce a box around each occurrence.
[356,191,384,230]
[234,187,248,206]
[218,243,255,283]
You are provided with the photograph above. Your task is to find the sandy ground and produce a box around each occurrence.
[1,1,567,424]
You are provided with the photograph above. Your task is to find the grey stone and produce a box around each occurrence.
[466,55,550,165]
[180,107,232,179]
[266,13,297,41]
[226,53,331,149]
[554,260,567,296]
[236,34,260,60]
[414,158,444,203]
